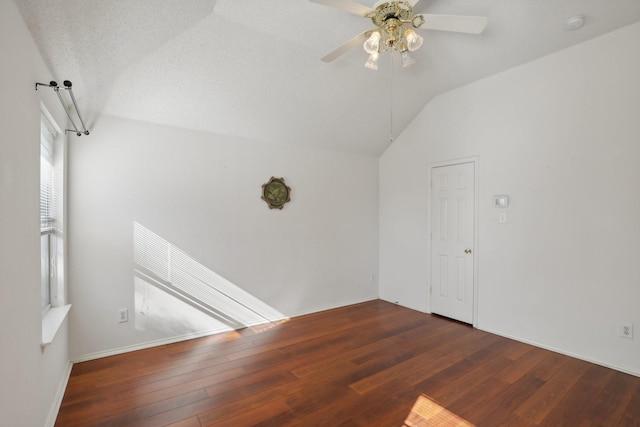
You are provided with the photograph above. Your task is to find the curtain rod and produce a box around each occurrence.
[35,80,90,136]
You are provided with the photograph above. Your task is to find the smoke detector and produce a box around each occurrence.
[563,15,585,31]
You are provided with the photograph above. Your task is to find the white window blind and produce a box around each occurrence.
[40,115,56,234]
[41,114,58,314]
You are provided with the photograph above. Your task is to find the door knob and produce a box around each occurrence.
[464,248,472,254]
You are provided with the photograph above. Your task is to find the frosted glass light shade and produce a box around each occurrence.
[401,50,416,67]
[364,52,379,70]
[363,31,381,54]
[404,29,423,51]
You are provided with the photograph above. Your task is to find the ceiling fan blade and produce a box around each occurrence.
[310,0,373,17]
[321,31,371,62]
[420,14,488,34]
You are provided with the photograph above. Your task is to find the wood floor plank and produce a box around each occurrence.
[119,366,245,403]
[405,333,515,395]
[514,356,592,423]
[494,346,550,385]
[347,326,479,394]
[196,387,292,426]
[87,389,210,427]
[618,379,640,427]
[55,300,640,426]
[500,340,535,361]
[427,354,513,406]
[164,417,202,427]
[462,372,546,425]
[199,397,291,427]
[539,363,615,426]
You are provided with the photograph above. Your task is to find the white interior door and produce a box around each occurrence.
[430,162,475,324]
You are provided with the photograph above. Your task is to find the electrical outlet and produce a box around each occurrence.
[620,323,633,339]
[118,308,128,323]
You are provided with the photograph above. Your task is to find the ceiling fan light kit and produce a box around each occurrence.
[364,51,380,70]
[363,30,381,54]
[311,0,488,70]
[362,1,425,69]
[404,28,423,51]
[400,49,416,67]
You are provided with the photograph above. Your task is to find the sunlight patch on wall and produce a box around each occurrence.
[404,395,474,427]
[134,275,222,335]
[133,222,286,335]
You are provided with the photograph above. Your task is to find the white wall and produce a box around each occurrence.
[0,1,71,425]
[380,22,640,375]
[68,116,379,360]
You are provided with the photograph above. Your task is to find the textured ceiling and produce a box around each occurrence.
[16,0,640,155]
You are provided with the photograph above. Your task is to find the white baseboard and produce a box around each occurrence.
[379,297,430,314]
[478,326,640,378]
[72,296,379,363]
[287,296,379,319]
[72,325,252,363]
[44,360,73,427]
[378,297,639,378]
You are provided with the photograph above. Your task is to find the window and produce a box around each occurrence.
[40,113,61,314]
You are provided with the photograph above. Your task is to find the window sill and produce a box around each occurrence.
[41,304,71,348]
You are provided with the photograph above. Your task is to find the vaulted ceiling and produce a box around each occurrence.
[16,0,640,155]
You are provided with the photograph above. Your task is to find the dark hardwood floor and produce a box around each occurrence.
[56,300,640,426]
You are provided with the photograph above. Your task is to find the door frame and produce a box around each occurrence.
[427,156,479,327]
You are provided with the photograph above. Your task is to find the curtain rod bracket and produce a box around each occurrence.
[35,80,90,136]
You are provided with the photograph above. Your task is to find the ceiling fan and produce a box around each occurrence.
[310,0,488,69]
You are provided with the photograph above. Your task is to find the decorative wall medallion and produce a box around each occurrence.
[261,177,291,210]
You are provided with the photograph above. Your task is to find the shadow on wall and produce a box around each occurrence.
[133,222,286,336]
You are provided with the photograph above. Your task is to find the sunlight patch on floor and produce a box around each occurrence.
[404,394,475,427]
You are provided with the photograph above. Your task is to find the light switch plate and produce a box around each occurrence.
[494,195,509,208]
